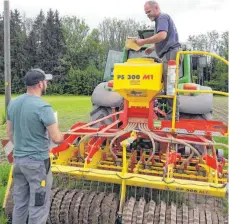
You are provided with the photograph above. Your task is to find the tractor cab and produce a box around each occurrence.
[91,29,212,124]
[103,29,157,82]
[103,29,190,82]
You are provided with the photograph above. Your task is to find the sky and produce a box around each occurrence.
[1,0,229,42]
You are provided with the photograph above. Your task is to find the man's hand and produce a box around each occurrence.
[145,46,155,55]
[47,123,64,144]
[135,39,146,46]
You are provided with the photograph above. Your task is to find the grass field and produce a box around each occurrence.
[0,163,11,223]
[0,94,228,222]
[213,96,228,124]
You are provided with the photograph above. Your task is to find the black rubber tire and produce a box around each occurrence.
[90,105,113,127]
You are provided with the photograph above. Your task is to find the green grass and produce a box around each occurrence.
[0,163,11,224]
[0,185,7,207]
[213,96,228,123]
[0,95,92,131]
[41,95,92,131]
[0,209,8,224]
[0,163,11,187]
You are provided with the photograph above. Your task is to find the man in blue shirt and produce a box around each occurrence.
[7,68,64,224]
[135,0,180,120]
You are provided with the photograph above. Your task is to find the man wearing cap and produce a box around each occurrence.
[6,68,64,224]
[135,0,180,120]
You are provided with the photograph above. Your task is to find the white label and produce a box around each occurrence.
[166,66,176,95]
[4,141,14,155]
[167,84,175,96]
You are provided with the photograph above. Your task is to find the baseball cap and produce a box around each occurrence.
[24,68,53,86]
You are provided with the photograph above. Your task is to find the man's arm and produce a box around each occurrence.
[39,105,64,144]
[135,31,167,46]
[46,123,64,144]
[6,120,14,143]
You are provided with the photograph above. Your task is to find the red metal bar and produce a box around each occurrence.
[152,119,227,136]
[51,122,121,154]
[86,136,106,164]
[203,154,217,170]
[148,101,154,129]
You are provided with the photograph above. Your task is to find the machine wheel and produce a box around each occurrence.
[90,105,113,127]
[5,187,228,224]
[122,198,228,224]
[46,188,228,224]
[49,189,70,224]
[47,189,118,224]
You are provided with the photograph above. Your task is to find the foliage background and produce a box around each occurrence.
[0,9,228,95]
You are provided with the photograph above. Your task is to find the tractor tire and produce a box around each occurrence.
[90,105,113,127]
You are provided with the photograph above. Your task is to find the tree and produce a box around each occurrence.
[25,10,46,69]
[205,60,228,92]
[187,31,221,82]
[219,31,228,59]
[83,28,105,70]
[188,30,220,53]
[21,13,33,35]
[62,16,90,70]
[189,31,228,91]
[98,18,149,54]
[10,9,28,93]
[35,9,67,94]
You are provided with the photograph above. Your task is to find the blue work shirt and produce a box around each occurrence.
[7,94,56,160]
[155,13,180,58]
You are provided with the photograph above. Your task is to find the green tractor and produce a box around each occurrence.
[90,30,213,124]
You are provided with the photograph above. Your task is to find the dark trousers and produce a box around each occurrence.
[12,156,52,224]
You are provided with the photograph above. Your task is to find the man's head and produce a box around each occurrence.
[144,1,161,21]
[24,68,53,96]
